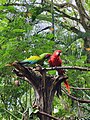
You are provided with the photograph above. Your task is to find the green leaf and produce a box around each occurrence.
[12,29,26,33]
[0,0,6,4]
[33,109,39,114]
[29,107,33,116]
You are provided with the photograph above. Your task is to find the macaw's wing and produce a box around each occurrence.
[20,56,41,65]
[39,53,51,59]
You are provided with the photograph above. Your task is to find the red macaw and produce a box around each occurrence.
[48,50,70,94]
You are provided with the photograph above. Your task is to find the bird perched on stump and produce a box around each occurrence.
[48,50,70,96]
[19,53,51,66]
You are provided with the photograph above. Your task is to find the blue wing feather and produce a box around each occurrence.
[20,56,41,64]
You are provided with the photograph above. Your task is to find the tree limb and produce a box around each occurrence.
[3,2,41,6]
[53,2,78,10]
[75,0,90,21]
[60,22,83,36]
[4,3,26,6]
[34,26,51,35]
[38,111,61,120]
[43,66,90,71]
[44,0,78,10]
[62,87,90,103]
[53,0,90,21]
[71,86,90,90]
[12,61,42,90]
[75,0,88,29]
[54,7,80,23]
[52,76,68,97]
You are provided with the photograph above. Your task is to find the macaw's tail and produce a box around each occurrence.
[19,60,30,65]
[19,61,26,65]
[64,80,71,94]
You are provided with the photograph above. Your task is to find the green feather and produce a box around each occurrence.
[20,53,51,65]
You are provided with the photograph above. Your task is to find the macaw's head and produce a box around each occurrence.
[40,53,52,59]
[53,50,62,57]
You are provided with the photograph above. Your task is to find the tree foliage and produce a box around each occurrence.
[0,0,90,120]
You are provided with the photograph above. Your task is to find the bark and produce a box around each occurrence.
[34,75,55,120]
[12,62,67,120]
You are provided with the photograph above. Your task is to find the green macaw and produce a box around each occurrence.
[20,53,51,65]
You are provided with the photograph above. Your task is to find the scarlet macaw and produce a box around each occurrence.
[20,53,51,65]
[48,50,70,94]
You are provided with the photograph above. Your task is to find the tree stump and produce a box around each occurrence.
[12,61,68,120]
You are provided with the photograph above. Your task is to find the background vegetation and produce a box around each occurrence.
[0,0,90,119]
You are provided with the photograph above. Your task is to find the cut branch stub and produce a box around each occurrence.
[52,76,68,97]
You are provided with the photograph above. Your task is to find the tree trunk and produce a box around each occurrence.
[34,75,55,120]
[35,91,53,120]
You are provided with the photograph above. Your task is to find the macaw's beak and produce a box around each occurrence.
[56,51,62,56]
[60,52,62,56]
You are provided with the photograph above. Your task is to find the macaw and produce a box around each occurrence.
[48,50,70,94]
[20,53,51,66]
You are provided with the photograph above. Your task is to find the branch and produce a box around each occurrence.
[54,7,80,23]
[44,0,78,10]
[71,86,90,90]
[13,69,24,77]
[43,66,90,71]
[53,2,78,10]
[75,0,88,29]
[33,26,51,36]
[12,61,42,90]
[38,111,61,120]
[60,22,83,36]
[78,104,90,111]
[3,2,42,6]
[75,0,90,21]
[3,3,26,6]
[53,76,68,97]
[54,1,90,21]
[62,88,90,103]
[70,26,83,35]
[53,76,68,90]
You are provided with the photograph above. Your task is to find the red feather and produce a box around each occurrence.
[48,50,70,93]
[48,50,62,67]
[64,80,71,94]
